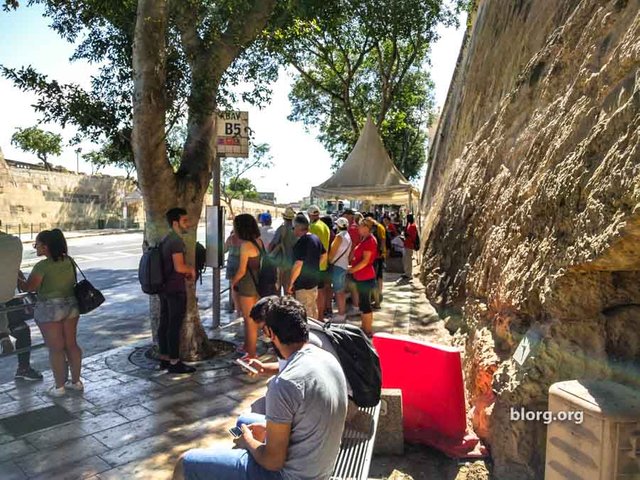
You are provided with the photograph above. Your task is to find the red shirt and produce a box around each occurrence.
[351,234,377,281]
[404,223,418,250]
[348,223,361,247]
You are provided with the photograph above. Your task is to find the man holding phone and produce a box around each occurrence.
[173,296,348,480]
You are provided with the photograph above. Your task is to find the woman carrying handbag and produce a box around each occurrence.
[19,229,85,397]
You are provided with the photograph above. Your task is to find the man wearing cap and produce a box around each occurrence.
[269,207,297,295]
[307,205,331,319]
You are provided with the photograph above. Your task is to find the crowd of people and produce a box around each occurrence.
[0,204,420,479]
[224,204,420,363]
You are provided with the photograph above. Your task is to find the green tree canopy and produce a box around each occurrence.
[10,125,62,170]
[268,0,460,179]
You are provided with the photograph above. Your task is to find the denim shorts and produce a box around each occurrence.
[34,297,79,324]
[331,266,347,292]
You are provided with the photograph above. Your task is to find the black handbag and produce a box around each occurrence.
[70,257,105,314]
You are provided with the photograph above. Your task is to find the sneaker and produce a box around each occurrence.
[15,367,43,381]
[167,361,196,374]
[47,385,66,398]
[65,380,84,392]
[158,360,170,371]
[333,314,347,323]
[1,337,14,355]
[347,305,361,317]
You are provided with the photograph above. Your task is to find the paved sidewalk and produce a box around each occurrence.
[0,265,461,480]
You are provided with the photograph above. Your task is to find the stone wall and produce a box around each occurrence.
[0,148,142,231]
[0,148,286,233]
[421,1,640,478]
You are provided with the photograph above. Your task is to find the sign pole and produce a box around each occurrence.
[211,110,249,330]
[212,153,221,330]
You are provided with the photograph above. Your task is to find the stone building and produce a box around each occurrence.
[0,147,142,233]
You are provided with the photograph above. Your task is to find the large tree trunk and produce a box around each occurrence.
[132,0,278,360]
[132,0,212,360]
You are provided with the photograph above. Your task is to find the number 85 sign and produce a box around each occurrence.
[216,111,250,158]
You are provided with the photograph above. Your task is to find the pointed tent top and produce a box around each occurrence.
[310,116,420,205]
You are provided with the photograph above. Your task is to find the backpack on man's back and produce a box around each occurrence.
[138,240,165,294]
[309,319,382,408]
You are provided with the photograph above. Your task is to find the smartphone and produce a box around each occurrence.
[229,426,243,438]
[235,358,259,374]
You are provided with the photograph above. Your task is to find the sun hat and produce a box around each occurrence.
[335,217,349,229]
[282,207,296,220]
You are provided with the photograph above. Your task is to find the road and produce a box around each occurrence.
[0,227,233,384]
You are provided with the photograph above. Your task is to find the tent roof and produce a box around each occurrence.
[310,116,420,205]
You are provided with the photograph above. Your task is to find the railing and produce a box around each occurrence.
[0,221,143,240]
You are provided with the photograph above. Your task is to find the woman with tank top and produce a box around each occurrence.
[230,214,266,360]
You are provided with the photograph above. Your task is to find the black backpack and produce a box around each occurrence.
[195,241,207,284]
[309,319,382,408]
[249,240,278,297]
[138,240,165,294]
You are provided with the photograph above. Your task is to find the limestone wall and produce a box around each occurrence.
[421,1,640,478]
[0,148,142,232]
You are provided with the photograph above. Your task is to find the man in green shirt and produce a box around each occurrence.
[307,205,330,319]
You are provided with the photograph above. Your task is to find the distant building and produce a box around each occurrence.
[257,192,275,203]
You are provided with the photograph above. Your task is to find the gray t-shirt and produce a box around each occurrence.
[266,344,348,480]
[161,231,186,294]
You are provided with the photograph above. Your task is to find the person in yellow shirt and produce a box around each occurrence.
[307,205,330,319]
[364,215,386,309]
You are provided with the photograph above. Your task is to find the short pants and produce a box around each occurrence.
[34,297,79,324]
[331,266,347,292]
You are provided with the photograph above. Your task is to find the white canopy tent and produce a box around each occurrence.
[310,116,420,209]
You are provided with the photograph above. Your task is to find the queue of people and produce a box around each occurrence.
[223,204,418,345]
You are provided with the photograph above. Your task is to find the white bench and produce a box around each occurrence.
[331,402,381,480]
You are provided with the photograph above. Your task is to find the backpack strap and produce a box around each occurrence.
[330,238,350,266]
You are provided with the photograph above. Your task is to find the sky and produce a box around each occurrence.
[0,5,466,204]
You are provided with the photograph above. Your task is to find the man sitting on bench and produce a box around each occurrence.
[173,296,348,480]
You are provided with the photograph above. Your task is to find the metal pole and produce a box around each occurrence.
[212,153,221,329]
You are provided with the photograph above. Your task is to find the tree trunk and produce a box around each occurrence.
[132,0,212,361]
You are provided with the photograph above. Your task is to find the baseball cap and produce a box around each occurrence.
[307,205,320,215]
[282,207,296,220]
[335,217,349,229]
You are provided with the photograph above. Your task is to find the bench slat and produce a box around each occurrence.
[332,403,381,480]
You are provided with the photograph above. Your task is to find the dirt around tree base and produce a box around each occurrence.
[370,443,491,480]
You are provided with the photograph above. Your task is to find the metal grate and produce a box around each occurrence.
[0,404,75,437]
[331,402,381,480]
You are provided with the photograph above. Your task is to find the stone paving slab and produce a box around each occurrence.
[0,264,454,479]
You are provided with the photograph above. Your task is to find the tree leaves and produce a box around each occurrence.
[268,0,456,180]
[10,125,62,169]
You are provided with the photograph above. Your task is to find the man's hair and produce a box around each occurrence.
[36,229,68,262]
[264,296,309,345]
[233,213,260,241]
[406,213,415,224]
[364,212,375,219]
[293,214,309,230]
[166,207,188,226]
[249,295,279,324]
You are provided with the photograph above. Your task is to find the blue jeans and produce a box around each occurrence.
[182,413,283,480]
